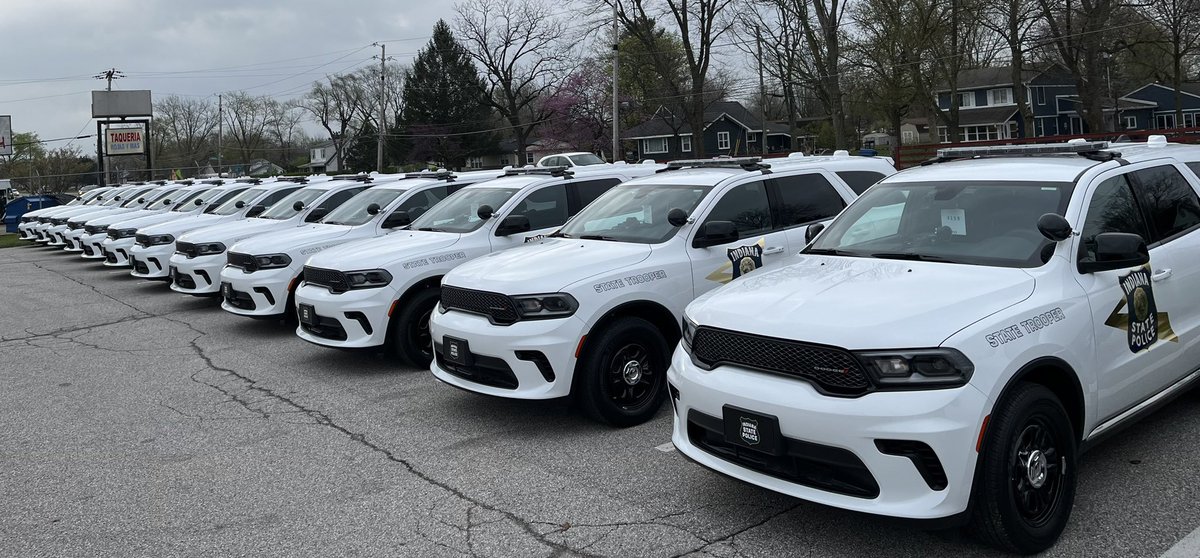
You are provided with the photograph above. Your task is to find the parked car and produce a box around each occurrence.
[17,187,113,240]
[669,138,1200,553]
[536,152,607,167]
[99,182,252,268]
[36,184,168,246]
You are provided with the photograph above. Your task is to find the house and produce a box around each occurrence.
[900,118,932,145]
[1118,83,1200,130]
[299,141,341,174]
[933,64,1093,142]
[622,101,796,160]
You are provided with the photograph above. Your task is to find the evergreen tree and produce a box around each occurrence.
[401,20,495,168]
[343,121,377,172]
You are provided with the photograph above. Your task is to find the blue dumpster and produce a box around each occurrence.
[3,195,66,233]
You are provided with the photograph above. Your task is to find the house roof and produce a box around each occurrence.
[936,64,1072,92]
[936,105,1019,127]
[623,101,772,139]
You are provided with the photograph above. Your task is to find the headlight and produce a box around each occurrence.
[196,242,225,255]
[681,316,698,351]
[510,293,578,320]
[253,253,292,269]
[147,234,174,246]
[51,218,67,226]
[85,225,105,235]
[115,228,138,239]
[344,269,392,289]
[854,348,974,389]
[68,221,84,230]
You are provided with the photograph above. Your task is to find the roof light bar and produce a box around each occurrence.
[201,179,226,185]
[503,166,573,178]
[332,174,374,182]
[235,177,263,184]
[661,156,771,172]
[936,141,1111,159]
[405,169,457,180]
[278,176,310,183]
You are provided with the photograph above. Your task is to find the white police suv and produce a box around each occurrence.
[104,182,252,270]
[17,187,113,240]
[429,155,894,426]
[218,170,500,320]
[669,139,1200,554]
[94,182,233,267]
[293,163,663,366]
[28,186,133,242]
[36,184,162,245]
[167,174,365,297]
[127,178,289,280]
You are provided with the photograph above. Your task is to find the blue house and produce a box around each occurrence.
[622,101,796,160]
[1118,83,1200,130]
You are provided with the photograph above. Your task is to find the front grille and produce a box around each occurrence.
[105,251,118,264]
[176,241,198,259]
[82,244,95,257]
[690,327,871,396]
[174,272,196,289]
[299,310,349,341]
[440,286,520,325]
[131,257,150,275]
[135,234,151,248]
[227,252,257,272]
[434,342,519,389]
[303,266,349,293]
[224,286,256,310]
[68,222,84,230]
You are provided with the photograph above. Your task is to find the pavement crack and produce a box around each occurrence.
[668,503,802,558]
[29,260,149,315]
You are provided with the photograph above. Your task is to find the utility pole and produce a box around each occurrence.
[217,94,223,177]
[611,3,620,162]
[756,26,767,156]
[374,42,388,172]
[93,68,124,186]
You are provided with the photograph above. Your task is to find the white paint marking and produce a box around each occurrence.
[1160,524,1200,558]
[654,442,676,453]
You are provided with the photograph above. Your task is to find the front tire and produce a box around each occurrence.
[576,317,669,427]
[388,287,440,368]
[970,383,1077,554]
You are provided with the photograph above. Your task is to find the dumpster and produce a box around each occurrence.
[3,195,68,233]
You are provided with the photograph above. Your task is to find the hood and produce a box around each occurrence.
[110,212,191,230]
[176,217,290,245]
[686,255,1035,350]
[446,238,653,293]
[138,213,223,235]
[304,230,461,271]
[54,206,124,220]
[230,223,351,256]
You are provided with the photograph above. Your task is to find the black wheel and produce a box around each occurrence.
[970,383,1077,554]
[577,317,669,427]
[388,287,440,368]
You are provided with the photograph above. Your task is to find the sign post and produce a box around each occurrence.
[0,116,12,157]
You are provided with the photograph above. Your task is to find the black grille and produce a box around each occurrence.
[131,257,150,275]
[68,221,84,230]
[81,244,95,257]
[224,286,256,310]
[174,272,196,289]
[303,266,349,293]
[227,252,257,272]
[299,310,349,341]
[175,241,198,258]
[105,251,117,264]
[440,286,520,325]
[135,234,151,248]
[690,327,871,396]
[85,225,105,235]
[106,229,120,240]
[434,342,519,389]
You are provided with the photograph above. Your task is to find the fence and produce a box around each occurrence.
[893,126,1200,169]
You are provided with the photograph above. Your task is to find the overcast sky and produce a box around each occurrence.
[3,0,468,154]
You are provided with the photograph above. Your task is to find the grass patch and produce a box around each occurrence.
[0,234,24,249]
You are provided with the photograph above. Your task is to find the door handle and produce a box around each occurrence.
[1152,268,1173,282]
[763,246,785,255]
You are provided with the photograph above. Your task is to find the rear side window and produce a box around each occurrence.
[258,186,301,208]
[392,186,448,220]
[772,173,846,227]
[836,170,888,194]
[512,184,569,229]
[570,178,622,212]
[1131,165,1200,241]
[315,187,367,212]
[1079,175,1151,263]
[704,181,772,236]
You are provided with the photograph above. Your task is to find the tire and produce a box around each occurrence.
[576,316,669,428]
[969,383,1077,554]
[282,281,299,325]
[388,287,440,368]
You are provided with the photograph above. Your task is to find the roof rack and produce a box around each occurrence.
[201,179,226,185]
[658,156,771,173]
[405,169,457,180]
[331,173,374,183]
[926,141,1121,165]
[235,177,263,184]
[278,176,309,183]
[503,165,574,178]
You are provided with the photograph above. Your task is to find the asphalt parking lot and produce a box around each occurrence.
[3,242,1200,557]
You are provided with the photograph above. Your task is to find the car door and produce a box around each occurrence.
[1073,171,1178,420]
[489,183,570,250]
[769,171,851,252]
[685,179,791,296]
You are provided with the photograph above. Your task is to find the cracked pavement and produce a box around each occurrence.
[3,244,1200,557]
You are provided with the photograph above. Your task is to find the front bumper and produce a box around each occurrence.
[668,347,988,520]
[45,225,70,246]
[293,283,398,349]
[100,237,135,267]
[429,309,585,399]
[79,233,108,259]
[219,265,298,317]
[129,243,175,278]
[169,253,226,295]
[32,224,54,243]
[18,222,37,240]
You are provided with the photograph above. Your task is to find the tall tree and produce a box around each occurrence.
[153,95,218,169]
[297,74,369,171]
[1145,0,1200,126]
[783,0,851,148]
[982,0,1039,137]
[455,0,567,160]
[402,20,494,168]
[850,0,920,145]
[1036,0,1127,132]
[221,91,275,166]
[539,60,614,156]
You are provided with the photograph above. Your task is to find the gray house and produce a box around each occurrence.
[1118,83,1200,130]
[623,101,795,160]
[299,141,341,174]
[932,64,1102,141]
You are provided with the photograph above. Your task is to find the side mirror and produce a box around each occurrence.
[366,203,382,216]
[246,204,266,217]
[137,198,145,204]
[667,207,688,227]
[477,204,494,220]
[305,207,329,223]
[382,211,411,228]
[1037,213,1072,242]
[162,199,172,205]
[293,200,305,212]
[195,198,204,206]
[495,214,531,236]
[1079,232,1150,273]
[692,221,739,248]
[235,201,246,209]
[805,222,826,244]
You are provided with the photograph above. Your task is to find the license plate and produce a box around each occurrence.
[443,336,472,366]
[220,282,233,299]
[298,303,316,325]
[722,405,783,455]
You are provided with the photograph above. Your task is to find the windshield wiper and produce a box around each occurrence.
[579,234,618,241]
[803,248,859,256]
[548,231,571,238]
[417,227,445,232]
[870,252,961,263]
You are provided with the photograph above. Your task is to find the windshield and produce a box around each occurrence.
[807,180,1074,268]
[118,187,159,207]
[209,188,266,216]
[557,184,712,243]
[321,188,407,226]
[170,188,211,211]
[197,188,245,213]
[409,187,519,233]
[258,187,326,220]
[570,153,605,166]
[76,191,104,205]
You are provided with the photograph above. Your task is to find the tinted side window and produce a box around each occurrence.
[259,186,301,208]
[513,184,568,229]
[704,181,772,235]
[392,187,448,220]
[835,171,887,195]
[1079,175,1150,263]
[772,173,847,227]
[571,178,621,212]
[1131,165,1200,241]
[316,187,367,211]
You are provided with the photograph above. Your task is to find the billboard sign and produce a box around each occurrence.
[106,125,146,156]
[92,90,152,118]
[0,115,11,156]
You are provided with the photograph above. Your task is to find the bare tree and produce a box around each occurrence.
[221,91,275,166]
[849,0,922,145]
[734,4,804,149]
[296,74,369,170]
[268,101,306,167]
[1145,0,1200,126]
[783,0,851,148]
[153,95,218,169]
[1036,0,1126,132]
[982,0,1040,137]
[455,0,568,159]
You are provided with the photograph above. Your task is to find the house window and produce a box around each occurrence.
[1185,113,1197,128]
[717,131,731,150]
[680,135,692,152]
[938,127,949,143]
[748,132,757,143]
[1035,88,1046,105]
[988,88,1013,105]
[1157,113,1176,129]
[467,156,483,169]
[312,148,324,161]
[1123,116,1137,130]
[525,152,535,165]
[498,156,510,167]
[958,92,975,108]
[902,130,916,143]
[643,138,668,154]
